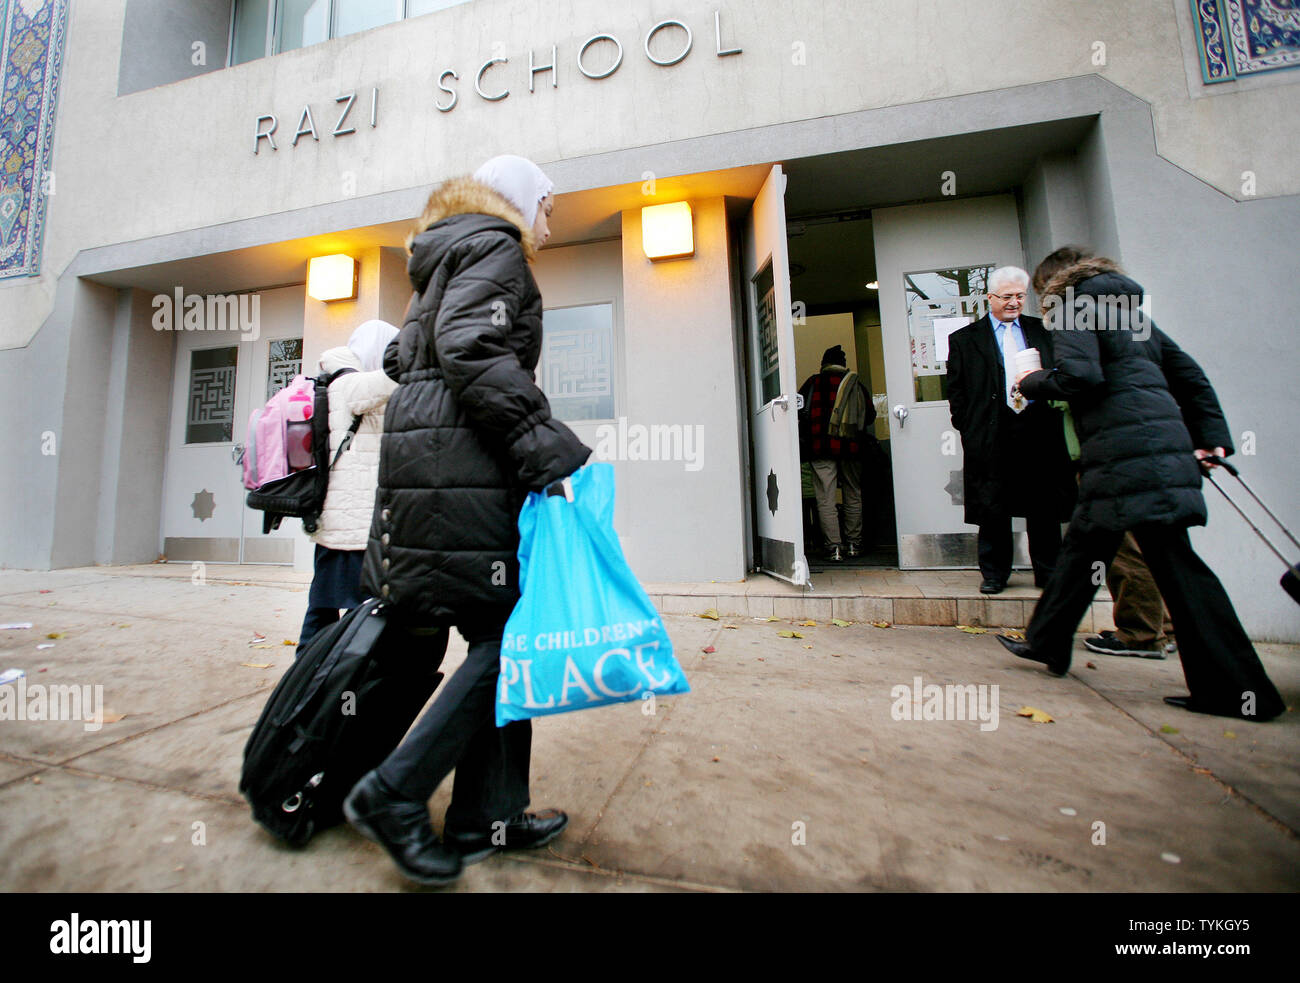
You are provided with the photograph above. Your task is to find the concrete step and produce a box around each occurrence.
[646,573,1115,633]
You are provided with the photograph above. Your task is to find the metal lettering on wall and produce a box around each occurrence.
[252,11,741,149]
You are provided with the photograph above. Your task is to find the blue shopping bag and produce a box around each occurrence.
[497,462,689,725]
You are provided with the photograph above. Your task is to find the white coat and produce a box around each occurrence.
[309,346,397,550]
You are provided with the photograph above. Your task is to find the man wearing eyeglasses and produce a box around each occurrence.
[946,266,1076,594]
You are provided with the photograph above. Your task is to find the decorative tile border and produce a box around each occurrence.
[1191,0,1300,83]
[0,0,69,280]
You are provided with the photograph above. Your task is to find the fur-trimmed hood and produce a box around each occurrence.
[406,176,537,260]
[1040,256,1131,301]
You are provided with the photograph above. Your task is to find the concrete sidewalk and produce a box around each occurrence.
[1,565,1296,892]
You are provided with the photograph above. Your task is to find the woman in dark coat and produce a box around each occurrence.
[998,253,1285,722]
[344,156,591,885]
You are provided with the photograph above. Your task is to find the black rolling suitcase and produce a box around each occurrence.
[1204,456,1300,606]
[240,598,444,846]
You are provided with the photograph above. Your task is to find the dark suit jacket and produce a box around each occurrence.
[946,314,1075,524]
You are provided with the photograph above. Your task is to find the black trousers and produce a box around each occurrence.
[978,513,1062,586]
[1026,521,1285,719]
[376,610,532,831]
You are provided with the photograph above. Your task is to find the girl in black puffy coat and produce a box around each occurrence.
[345,156,591,885]
[997,250,1284,722]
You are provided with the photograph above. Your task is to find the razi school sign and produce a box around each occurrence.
[252,11,742,155]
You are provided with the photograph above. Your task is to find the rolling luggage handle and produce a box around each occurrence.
[1202,455,1300,605]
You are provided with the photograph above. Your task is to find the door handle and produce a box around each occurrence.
[892,404,909,430]
[769,393,798,421]
[232,443,245,466]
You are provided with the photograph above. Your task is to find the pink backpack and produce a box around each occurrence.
[242,375,316,490]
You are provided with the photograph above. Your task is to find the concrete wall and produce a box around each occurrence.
[618,197,746,583]
[94,289,173,564]
[117,0,232,96]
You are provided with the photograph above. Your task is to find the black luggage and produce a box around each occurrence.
[239,598,443,846]
[1204,456,1300,606]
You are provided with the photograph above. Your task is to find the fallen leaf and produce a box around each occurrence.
[250,644,273,650]
[38,589,52,594]
[803,645,813,649]
[776,630,803,639]
[1085,661,1098,669]
[699,608,719,621]
[31,776,41,784]
[1193,767,1212,776]
[723,624,739,630]
[99,711,126,724]
[831,653,844,658]
[1001,629,1026,641]
[45,632,64,639]
[869,621,891,629]
[1016,705,1055,723]
[241,662,273,669]
[831,619,851,627]
[283,640,296,646]
[711,756,720,762]
[1160,724,1179,734]
[702,645,716,654]
[797,620,817,627]
[1223,731,1237,739]
[956,624,988,634]
[117,623,130,629]
[765,617,781,622]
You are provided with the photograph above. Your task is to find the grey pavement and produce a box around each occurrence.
[0,564,1297,893]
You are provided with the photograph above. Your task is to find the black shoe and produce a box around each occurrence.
[444,809,569,863]
[979,578,1005,594]
[828,545,844,562]
[1162,694,1281,722]
[996,633,1069,677]
[1084,633,1167,659]
[344,772,463,886]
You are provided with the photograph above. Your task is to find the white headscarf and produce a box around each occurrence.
[347,319,399,373]
[472,155,554,228]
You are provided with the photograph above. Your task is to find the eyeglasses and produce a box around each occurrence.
[989,292,1027,302]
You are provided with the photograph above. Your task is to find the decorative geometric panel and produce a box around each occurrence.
[540,303,615,421]
[186,347,238,444]
[0,0,70,279]
[1191,0,1300,82]
[266,338,302,400]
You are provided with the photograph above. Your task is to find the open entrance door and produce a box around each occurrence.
[743,165,807,585]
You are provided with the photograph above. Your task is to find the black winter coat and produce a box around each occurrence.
[361,178,591,622]
[1018,258,1232,533]
[946,314,1076,525]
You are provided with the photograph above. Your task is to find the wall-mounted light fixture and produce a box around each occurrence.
[641,201,694,260]
[865,281,879,290]
[307,254,358,301]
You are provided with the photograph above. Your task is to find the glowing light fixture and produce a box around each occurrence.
[641,201,694,260]
[307,254,358,301]
[866,281,879,290]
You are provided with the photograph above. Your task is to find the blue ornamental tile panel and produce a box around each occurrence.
[0,0,69,280]
[1192,0,1300,83]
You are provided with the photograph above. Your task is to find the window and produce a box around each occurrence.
[266,339,303,400]
[230,0,474,64]
[903,265,993,403]
[539,303,616,422]
[186,347,239,444]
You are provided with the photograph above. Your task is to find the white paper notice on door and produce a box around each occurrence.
[931,316,968,364]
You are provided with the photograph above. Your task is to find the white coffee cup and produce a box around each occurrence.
[1014,347,1042,376]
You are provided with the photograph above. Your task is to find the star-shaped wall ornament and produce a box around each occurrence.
[945,470,964,507]
[766,468,780,516]
[191,489,216,522]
